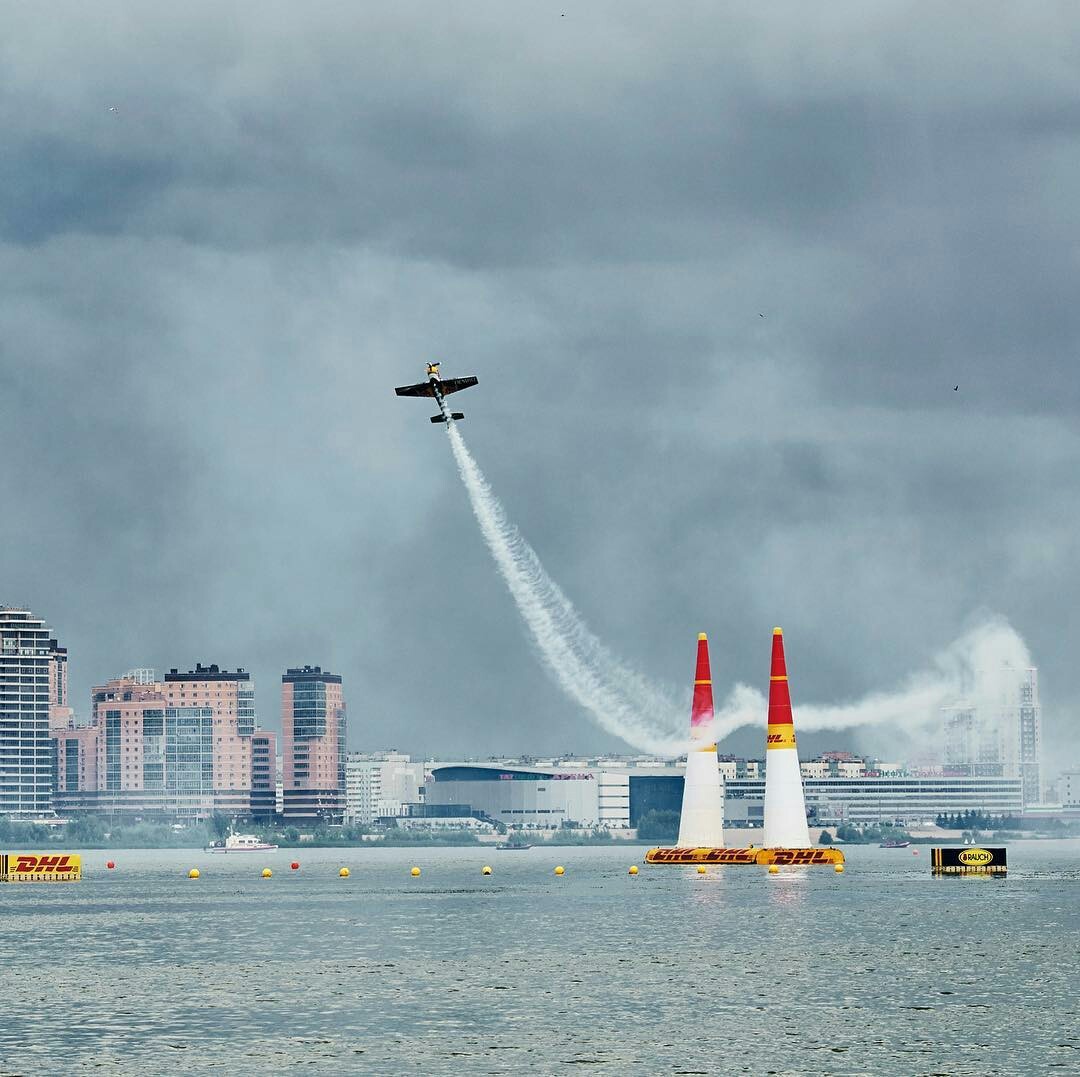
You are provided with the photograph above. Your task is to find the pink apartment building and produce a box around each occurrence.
[281,666,346,824]
[162,663,258,817]
[55,663,270,822]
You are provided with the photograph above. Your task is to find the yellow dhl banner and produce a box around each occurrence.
[0,853,82,882]
[645,846,844,866]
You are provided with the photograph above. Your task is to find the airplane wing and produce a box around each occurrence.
[439,376,479,396]
[394,382,436,397]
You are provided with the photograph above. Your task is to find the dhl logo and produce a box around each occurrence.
[765,724,796,749]
[646,848,759,864]
[762,848,840,866]
[0,853,82,882]
[645,846,845,866]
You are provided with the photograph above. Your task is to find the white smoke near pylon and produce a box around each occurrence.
[708,616,1032,745]
[446,424,1033,756]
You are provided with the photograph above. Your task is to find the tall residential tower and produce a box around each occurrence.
[281,666,346,824]
[0,608,61,818]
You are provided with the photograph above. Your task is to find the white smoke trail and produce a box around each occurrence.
[445,424,1033,756]
[446,422,687,754]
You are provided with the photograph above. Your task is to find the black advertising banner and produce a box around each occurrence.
[931,847,1007,876]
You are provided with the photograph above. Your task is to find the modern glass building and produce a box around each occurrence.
[281,666,346,824]
[0,608,58,818]
[163,663,259,816]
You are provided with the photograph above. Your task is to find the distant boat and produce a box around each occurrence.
[207,832,278,853]
[879,839,911,849]
[495,841,533,851]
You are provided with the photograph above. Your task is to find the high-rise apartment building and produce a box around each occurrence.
[57,675,214,820]
[281,666,346,824]
[56,663,269,822]
[943,665,1042,806]
[0,608,61,818]
[162,663,258,817]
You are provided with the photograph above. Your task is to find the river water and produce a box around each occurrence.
[1,840,1077,1074]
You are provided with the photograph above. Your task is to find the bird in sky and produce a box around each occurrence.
[953,385,959,391]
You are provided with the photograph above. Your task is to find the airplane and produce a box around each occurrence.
[394,362,479,424]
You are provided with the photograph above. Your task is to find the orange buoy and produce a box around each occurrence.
[106,860,115,870]
[291,861,300,870]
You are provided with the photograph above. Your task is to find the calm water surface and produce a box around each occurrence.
[1,841,1077,1074]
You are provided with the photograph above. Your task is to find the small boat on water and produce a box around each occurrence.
[879,839,911,849]
[207,832,278,853]
[495,842,533,851]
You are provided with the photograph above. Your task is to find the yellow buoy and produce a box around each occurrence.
[768,865,780,874]
[261,868,272,878]
[410,866,421,877]
[339,867,350,878]
[188,868,200,879]
[834,864,845,874]
[696,865,707,874]
[554,865,565,876]
[482,865,492,875]
[628,865,639,875]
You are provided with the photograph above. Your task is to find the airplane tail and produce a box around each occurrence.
[430,413,465,424]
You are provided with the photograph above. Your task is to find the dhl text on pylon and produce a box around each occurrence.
[645,628,843,867]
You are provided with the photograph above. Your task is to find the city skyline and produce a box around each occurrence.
[9,600,1070,825]
[9,601,1064,789]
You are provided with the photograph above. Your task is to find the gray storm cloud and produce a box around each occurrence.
[1,3,1078,770]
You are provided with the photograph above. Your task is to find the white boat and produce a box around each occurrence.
[206,832,278,853]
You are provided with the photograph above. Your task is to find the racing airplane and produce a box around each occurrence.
[394,363,479,423]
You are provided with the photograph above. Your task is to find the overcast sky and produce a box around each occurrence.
[3,3,1078,771]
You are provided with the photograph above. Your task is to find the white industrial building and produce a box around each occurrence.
[725,775,1024,827]
[344,752,426,825]
[424,762,1026,831]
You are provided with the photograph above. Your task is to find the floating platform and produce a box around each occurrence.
[645,846,844,866]
[931,846,1007,876]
